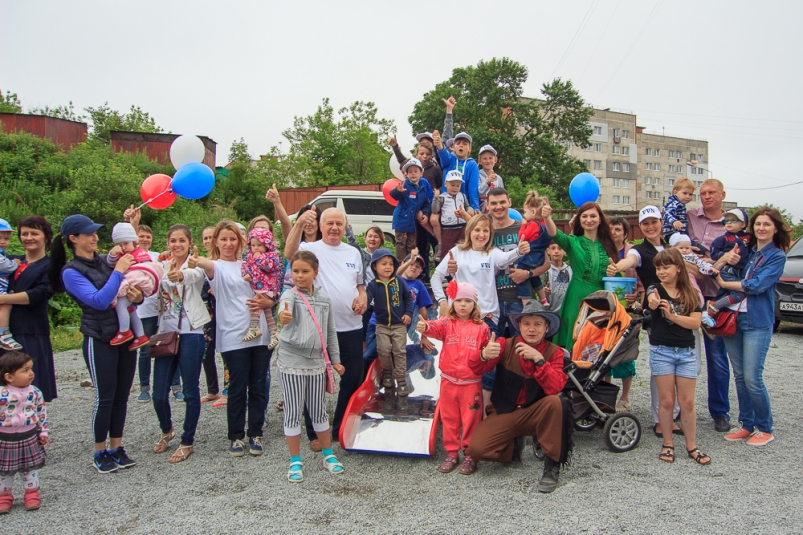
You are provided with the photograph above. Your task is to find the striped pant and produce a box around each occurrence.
[279,371,329,437]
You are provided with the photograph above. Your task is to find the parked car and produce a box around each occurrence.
[775,237,803,331]
[296,191,395,244]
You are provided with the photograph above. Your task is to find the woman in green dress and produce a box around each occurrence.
[542,201,618,352]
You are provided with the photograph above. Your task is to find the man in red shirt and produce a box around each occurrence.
[466,302,572,493]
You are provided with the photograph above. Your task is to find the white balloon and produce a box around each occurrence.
[389,154,404,180]
[170,135,206,170]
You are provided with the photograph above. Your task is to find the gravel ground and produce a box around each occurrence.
[2,325,803,535]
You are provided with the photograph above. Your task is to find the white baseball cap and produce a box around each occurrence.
[402,158,424,172]
[725,208,747,223]
[479,144,497,157]
[454,132,472,144]
[639,205,662,223]
[444,170,464,183]
[669,233,691,247]
[415,132,434,142]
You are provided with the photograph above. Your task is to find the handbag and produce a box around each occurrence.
[705,309,738,337]
[149,286,186,358]
[292,287,337,394]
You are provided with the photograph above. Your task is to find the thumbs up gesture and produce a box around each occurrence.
[487,171,497,186]
[388,135,397,147]
[416,319,428,333]
[265,183,280,203]
[606,258,618,277]
[279,302,293,325]
[432,130,442,149]
[483,333,501,360]
[447,250,458,275]
[541,197,553,220]
[166,258,184,283]
[187,246,200,269]
[647,287,661,310]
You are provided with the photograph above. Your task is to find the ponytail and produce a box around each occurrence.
[48,234,70,294]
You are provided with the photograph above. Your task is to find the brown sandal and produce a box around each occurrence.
[168,444,194,463]
[687,447,711,465]
[659,445,675,463]
[153,429,175,453]
[438,453,460,473]
[200,393,220,403]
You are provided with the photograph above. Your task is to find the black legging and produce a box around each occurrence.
[202,317,219,395]
[83,336,137,443]
[415,220,437,283]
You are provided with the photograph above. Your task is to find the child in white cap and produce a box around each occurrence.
[0,219,21,350]
[477,145,504,214]
[430,170,474,261]
[108,223,165,349]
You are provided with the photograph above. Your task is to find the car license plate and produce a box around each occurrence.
[780,302,803,312]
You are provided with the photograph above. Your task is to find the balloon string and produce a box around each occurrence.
[137,188,172,209]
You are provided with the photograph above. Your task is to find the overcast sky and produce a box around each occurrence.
[3,0,802,218]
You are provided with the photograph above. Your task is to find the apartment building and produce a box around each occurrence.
[567,108,709,212]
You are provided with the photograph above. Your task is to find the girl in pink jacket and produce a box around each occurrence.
[416,281,491,476]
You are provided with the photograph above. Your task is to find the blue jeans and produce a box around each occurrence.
[152,333,205,445]
[497,300,523,339]
[222,345,271,441]
[138,316,181,392]
[702,299,731,421]
[723,314,773,433]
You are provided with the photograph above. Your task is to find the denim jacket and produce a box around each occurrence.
[740,243,786,330]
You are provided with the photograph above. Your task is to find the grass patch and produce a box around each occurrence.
[51,326,83,353]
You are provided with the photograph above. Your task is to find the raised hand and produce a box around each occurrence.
[647,288,661,310]
[487,171,496,185]
[388,135,397,147]
[396,179,407,193]
[265,183,280,203]
[166,259,184,283]
[187,246,200,269]
[447,250,457,275]
[432,130,442,149]
[279,302,293,325]
[483,333,501,360]
[416,319,428,333]
[442,96,456,113]
[517,240,531,255]
[541,197,553,220]
[606,258,618,277]
[515,341,544,363]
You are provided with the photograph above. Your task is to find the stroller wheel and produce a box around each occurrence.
[603,412,641,453]
[573,417,597,432]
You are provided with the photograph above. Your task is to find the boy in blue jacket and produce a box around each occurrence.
[432,130,480,212]
[366,249,415,418]
[390,158,432,262]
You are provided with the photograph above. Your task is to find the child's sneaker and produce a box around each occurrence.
[242,327,262,342]
[23,489,41,511]
[249,436,264,456]
[129,335,150,350]
[268,330,280,350]
[109,446,136,469]
[0,490,13,514]
[228,439,245,457]
[93,450,119,473]
[0,332,22,350]
[110,330,134,346]
[701,312,716,328]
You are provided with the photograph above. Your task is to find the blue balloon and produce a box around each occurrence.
[569,172,600,207]
[508,208,523,221]
[172,162,215,200]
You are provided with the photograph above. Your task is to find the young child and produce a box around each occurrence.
[516,191,551,306]
[477,145,504,214]
[545,242,573,313]
[430,170,473,261]
[433,131,481,213]
[276,252,345,482]
[0,351,49,512]
[108,223,165,349]
[0,220,21,351]
[389,135,443,193]
[662,178,696,241]
[241,227,283,347]
[366,249,415,418]
[397,251,434,338]
[646,248,709,466]
[417,281,491,475]
[390,158,433,262]
[705,208,751,321]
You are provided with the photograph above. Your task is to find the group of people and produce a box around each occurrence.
[0,104,792,509]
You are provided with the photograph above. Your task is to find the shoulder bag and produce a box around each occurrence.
[149,286,186,358]
[292,287,337,394]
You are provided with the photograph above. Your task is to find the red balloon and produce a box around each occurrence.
[140,174,178,210]
[382,178,401,206]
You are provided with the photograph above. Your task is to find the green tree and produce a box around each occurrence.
[30,101,84,122]
[228,137,251,164]
[408,58,593,207]
[281,98,395,187]
[84,103,165,144]
[0,90,22,114]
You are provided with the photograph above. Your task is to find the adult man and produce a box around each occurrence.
[285,207,368,442]
[687,179,734,432]
[466,302,572,493]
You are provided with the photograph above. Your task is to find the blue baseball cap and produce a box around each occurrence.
[60,215,104,237]
[0,219,13,232]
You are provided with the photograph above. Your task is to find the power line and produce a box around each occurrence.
[711,162,797,185]
[726,180,803,191]
[578,0,622,85]
[551,0,599,78]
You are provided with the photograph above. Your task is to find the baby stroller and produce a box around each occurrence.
[562,291,646,453]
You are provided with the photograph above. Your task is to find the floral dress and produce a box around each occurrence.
[551,231,611,353]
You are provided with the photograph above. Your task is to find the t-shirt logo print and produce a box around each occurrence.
[345,263,356,269]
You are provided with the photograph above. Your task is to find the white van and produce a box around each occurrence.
[300,191,396,243]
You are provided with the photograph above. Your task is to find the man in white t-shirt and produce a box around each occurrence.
[285,207,368,444]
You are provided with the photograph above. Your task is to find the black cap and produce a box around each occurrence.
[60,215,104,237]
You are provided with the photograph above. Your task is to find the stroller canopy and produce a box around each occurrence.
[572,291,639,367]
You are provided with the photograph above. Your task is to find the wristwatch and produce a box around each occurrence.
[527,269,533,278]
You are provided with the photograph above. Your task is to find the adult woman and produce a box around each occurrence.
[719,207,790,447]
[151,225,211,463]
[190,220,271,456]
[543,202,618,352]
[0,216,56,401]
[48,214,141,473]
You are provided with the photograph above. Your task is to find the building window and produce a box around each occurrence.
[668,178,675,187]
[612,195,621,204]
[645,177,651,185]
[690,153,696,161]
[622,130,630,139]
[594,143,602,152]
[622,196,630,204]
[654,178,660,186]
[622,146,630,155]
[669,165,674,172]
[654,149,660,157]
[612,146,620,154]
[613,128,620,137]
[594,126,602,135]
[646,163,653,170]
[678,167,684,174]
[612,162,621,171]
[668,150,675,158]
[623,163,630,172]
[583,159,591,169]
[645,148,651,156]
[677,152,682,159]
[699,153,705,161]
[613,179,620,188]
[655,164,661,171]
[646,191,652,199]
[593,160,602,169]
